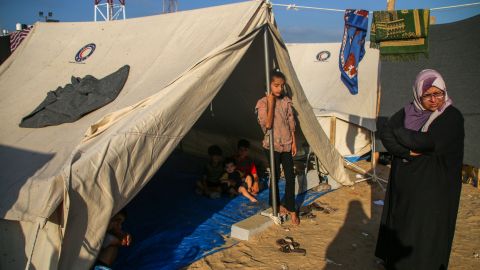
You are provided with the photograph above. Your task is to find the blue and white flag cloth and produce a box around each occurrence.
[339,9,369,95]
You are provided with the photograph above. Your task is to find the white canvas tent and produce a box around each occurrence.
[0,1,353,269]
[287,43,380,157]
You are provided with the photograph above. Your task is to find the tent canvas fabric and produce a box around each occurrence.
[286,43,379,156]
[377,15,480,167]
[0,1,353,269]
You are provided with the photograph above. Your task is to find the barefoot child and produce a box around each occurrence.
[234,139,260,195]
[255,69,299,225]
[220,157,257,202]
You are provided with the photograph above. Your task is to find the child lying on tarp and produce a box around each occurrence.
[220,157,257,203]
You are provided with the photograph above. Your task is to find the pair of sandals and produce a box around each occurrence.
[276,236,306,256]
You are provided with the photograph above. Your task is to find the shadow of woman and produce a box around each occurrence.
[324,200,384,270]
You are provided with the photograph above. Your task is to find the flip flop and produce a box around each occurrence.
[276,237,300,248]
[299,205,312,214]
[323,206,338,214]
[279,244,306,256]
[300,212,316,220]
[309,202,325,211]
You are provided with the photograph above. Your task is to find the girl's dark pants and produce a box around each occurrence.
[265,150,296,212]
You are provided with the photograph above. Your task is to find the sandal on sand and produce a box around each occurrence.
[309,202,325,211]
[279,244,306,256]
[300,212,316,220]
[299,205,312,214]
[276,237,300,248]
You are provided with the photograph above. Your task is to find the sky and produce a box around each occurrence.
[0,0,479,42]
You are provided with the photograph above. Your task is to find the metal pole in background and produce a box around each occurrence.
[264,26,278,217]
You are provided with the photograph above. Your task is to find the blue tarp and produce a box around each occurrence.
[115,151,329,270]
[344,152,371,163]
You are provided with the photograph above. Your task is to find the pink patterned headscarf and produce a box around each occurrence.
[404,69,452,131]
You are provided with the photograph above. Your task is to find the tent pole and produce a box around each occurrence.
[264,25,278,217]
[370,131,387,189]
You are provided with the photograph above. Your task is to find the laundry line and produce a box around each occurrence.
[271,1,480,13]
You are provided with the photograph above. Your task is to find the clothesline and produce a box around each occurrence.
[271,1,480,13]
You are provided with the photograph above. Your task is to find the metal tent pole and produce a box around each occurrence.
[264,26,278,217]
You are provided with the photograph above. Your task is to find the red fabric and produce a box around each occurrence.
[236,158,257,176]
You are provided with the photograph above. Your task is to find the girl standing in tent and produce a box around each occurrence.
[256,69,299,225]
[375,69,464,269]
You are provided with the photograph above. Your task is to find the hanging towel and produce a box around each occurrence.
[339,9,369,95]
[370,9,430,61]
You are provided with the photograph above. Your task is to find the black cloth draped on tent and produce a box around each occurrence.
[20,65,130,128]
[377,14,480,167]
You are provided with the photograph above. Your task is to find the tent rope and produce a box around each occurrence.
[272,2,480,13]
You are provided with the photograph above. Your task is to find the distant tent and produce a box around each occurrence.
[0,35,10,65]
[287,43,380,158]
[378,14,480,167]
[0,1,354,269]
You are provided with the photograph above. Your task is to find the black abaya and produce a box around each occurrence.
[375,106,464,270]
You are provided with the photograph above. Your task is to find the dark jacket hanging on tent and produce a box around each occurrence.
[375,106,464,269]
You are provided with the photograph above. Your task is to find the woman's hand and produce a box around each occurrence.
[291,141,297,157]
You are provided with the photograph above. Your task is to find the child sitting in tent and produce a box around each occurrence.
[196,145,224,199]
[234,139,260,195]
[93,209,132,270]
[220,157,258,202]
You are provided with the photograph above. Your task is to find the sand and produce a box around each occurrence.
[187,163,480,270]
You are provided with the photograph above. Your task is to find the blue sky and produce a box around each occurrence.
[0,0,479,42]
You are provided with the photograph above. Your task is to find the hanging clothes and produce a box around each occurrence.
[339,9,369,95]
[370,9,430,61]
[9,26,33,53]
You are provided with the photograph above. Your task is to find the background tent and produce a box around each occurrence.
[0,1,353,269]
[377,15,480,168]
[0,35,10,65]
[287,43,380,158]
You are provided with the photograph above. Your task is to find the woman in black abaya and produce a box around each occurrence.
[375,69,464,270]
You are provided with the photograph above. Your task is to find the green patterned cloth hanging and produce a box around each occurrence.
[370,9,430,61]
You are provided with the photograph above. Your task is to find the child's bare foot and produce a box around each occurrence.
[290,212,300,226]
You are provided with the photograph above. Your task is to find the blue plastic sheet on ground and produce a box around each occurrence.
[115,151,329,270]
[344,152,371,163]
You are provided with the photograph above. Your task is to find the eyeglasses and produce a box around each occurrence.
[421,92,445,100]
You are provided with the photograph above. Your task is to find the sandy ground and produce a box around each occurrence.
[187,163,480,270]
